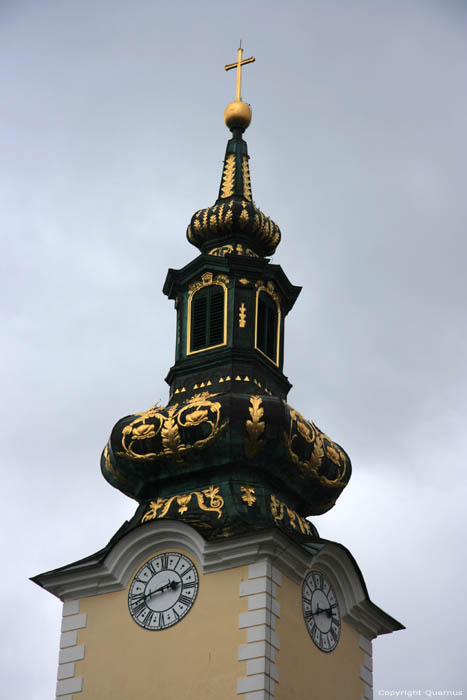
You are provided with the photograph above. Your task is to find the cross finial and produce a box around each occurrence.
[224,44,255,102]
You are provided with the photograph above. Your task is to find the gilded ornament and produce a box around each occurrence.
[283,404,348,488]
[208,245,258,259]
[240,485,256,507]
[239,278,250,286]
[141,485,224,522]
[220,154,235,198]
[239,201,249,227]
[102,442,129,486]
[224,45,255,104]
[245,395,265,459]
[224,208,233,227]
[116,393,228,464]
[239,302,247,328]
[270,494,312,535]
[242,156,252,201]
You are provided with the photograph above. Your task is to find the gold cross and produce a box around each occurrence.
[224,45,255,102]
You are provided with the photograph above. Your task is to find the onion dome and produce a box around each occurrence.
[186,121,281,258]
[101,389,351,538]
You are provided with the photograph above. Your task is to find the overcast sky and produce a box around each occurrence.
[2,1,466,697]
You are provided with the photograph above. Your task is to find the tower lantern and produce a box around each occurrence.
[32,49,403,700]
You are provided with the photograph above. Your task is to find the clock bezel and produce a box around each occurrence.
[302,569,341,652]
[128,551,199,631]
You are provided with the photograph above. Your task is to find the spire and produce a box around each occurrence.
[186,45,281,258]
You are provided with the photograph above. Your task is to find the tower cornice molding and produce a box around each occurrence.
[31,520,403,640]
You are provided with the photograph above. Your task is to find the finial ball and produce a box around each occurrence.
[224,100,252,129]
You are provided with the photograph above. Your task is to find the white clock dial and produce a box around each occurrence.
[128,552,199,630]
[302,570,341,652]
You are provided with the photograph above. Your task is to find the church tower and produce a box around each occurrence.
[32,48,403,700]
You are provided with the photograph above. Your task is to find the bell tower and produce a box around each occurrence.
[32,48,403,700]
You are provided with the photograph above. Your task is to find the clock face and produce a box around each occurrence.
[128,552,199,630]
[302,570,341,652]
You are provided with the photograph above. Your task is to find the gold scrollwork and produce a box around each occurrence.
[207,244,258,258]
[244,395,265,459]
[240,485,256,507]
[270,494,312,535]
[102,442,130,486]
[188,271,230,294]
[142,485,224,522]
[116,392,228,464]
[283,405,348,488]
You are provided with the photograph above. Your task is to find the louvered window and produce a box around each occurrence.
[190,285,226,352]
[256,291,278,363]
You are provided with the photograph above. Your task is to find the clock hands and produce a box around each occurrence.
[305,603,337,619]
[145,579,179,601]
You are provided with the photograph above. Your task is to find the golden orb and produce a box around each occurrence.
[224,100,252,129]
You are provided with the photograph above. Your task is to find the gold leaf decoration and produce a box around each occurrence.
[242,155,252,201]
[220,153,235,198]
[240,485,256,507]
[102,442,129,486]
[245,395,265,459]
[141,485,224,523]
[116,392,228,464]
[270,494,313,535]
[239,302,247,328]
[283,404,348,488]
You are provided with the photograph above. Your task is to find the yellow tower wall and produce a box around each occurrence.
[274,572,365,699]
[74,548,249,700]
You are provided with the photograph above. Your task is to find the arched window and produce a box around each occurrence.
[189,284,226,353]
[255,288,280,365]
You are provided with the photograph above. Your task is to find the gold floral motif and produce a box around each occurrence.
[283,405,348,487]
[240,485,256,507]
[116,393,228,464]
[141,485,224,522]
[220,153,235,198]
[245,395,265,459]
[239,302,247,328]
[270,494,312,535]
[239,278,250,285]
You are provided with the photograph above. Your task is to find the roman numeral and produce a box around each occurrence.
[146,561,156,576]
[132,601,147,616]
[178,594,193,607]
[182,581,196,590]
[161,554,168,569]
